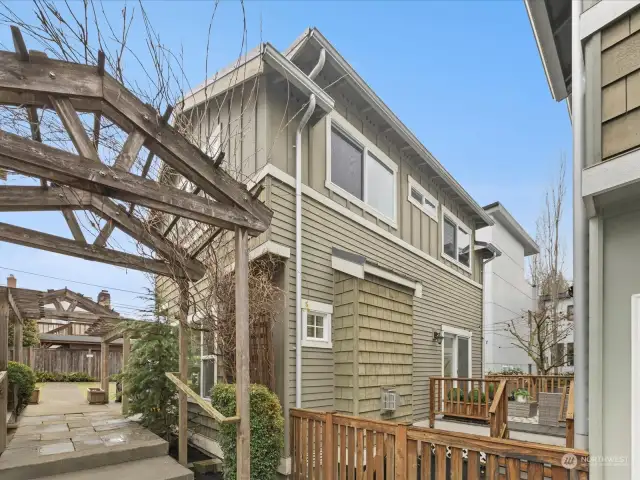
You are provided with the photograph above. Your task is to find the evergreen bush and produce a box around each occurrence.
[468,388,486,403]
[211,383,284,480]
[8,361,36,414]
[447,387,464,401]
[122,322,178,440]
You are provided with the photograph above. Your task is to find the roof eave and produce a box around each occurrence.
[294,28,494,228]
[524,0,570,102]
[484,202,540,256]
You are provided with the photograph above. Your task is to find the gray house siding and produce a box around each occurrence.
[270,179,483,425]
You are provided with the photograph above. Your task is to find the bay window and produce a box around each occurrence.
[327,113,398,226]
[441,206,472,271]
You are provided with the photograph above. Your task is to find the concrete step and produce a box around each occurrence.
[0,433,168,480]
[35,456,194,480]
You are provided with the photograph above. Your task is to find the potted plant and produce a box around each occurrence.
[29,387,40,404]
[514,388,530,403]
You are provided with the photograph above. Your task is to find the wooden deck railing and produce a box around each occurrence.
[429,378,505,428]
[291,408,589,479]
[486,374,573,402]
[488,379,508,439]
[565,380,575,448]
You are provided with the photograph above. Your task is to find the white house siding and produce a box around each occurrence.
[476,216,536,373]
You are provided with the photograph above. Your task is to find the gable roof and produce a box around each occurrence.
[184,28,493,229]
[483,201,539,256]
[286,28,493,228]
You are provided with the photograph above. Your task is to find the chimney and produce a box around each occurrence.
[7,274,16,288]
[97,290,111,309]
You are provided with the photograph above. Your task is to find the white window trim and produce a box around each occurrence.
[440,325,473,378]
[441,205,473,273]
[301,299,333,349]
[200,330,218,400]
[325,111,398,229]
[407,174,439,221]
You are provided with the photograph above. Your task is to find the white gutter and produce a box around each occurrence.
[572,0,588,451]
[295,48,325,409]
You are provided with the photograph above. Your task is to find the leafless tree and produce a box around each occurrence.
[507,157,573,374]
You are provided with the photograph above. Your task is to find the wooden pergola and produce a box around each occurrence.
[0,27,271,477]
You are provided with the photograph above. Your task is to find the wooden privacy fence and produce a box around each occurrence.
[25,348,122,377]
[486,375,573,402]
[291,408,589,479]
[429,378,507,433]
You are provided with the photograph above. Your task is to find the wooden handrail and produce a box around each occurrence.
[165,372,239,424]
[489,379,506,414]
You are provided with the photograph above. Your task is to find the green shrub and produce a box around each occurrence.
[8,361,36,414]
[488,383,495,401]
[8,319,40,348]
[513,388,530,399]
[468,388,486,403]
[447,387,464,401]
[122,322,178,440]
[35,371,98,383]
[212,383,284,480]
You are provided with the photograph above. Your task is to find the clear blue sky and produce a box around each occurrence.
[0,0,572,311]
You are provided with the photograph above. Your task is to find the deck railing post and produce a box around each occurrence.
[429,378,435,428]
[394,423,407,480]
[324,412,334,480]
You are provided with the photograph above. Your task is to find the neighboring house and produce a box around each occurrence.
[540,287,574,375]
[526,1,640,477]
[160,28,497,470]
[476,202,539,374]
[6,274,122,352]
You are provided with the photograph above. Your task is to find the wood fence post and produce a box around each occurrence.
[235,227,251,480]
[100,341,109,399]
[429,379,435,428]
[324,412,334,480]
[14,320,23,364]
[0,289,9,453]
[394,423,407,480]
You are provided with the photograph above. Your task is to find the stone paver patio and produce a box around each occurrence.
[0,382,165,476]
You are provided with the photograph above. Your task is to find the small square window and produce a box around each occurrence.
[411,187,423,203]
[302,301,333,349]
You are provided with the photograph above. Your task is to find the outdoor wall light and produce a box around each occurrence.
[433,331,444,345]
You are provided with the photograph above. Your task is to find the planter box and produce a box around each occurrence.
[538,392,567,427]
[87,388,107,405]
[508,400,537,418]
[29,388,40,404]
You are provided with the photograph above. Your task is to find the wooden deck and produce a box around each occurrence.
[291,408,589,479]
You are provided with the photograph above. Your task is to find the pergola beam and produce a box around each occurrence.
[0,131,267,234]
[0,186,92,211]
[88,196,205,279]
[0,221,195,279]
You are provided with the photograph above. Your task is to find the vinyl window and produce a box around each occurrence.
[441,206,472,272]
[301,300,333,349]
[326,113,398,227]
[407,175,439,220]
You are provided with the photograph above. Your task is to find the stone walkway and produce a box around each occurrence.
[0,383,165,478]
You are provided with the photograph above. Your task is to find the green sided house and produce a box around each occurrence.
[158,28,497,473]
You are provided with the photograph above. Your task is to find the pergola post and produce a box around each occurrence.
[235,227,250,480]
[177,279,189,466]
[101,340,109,401]
[122,333,130,416]
[0,289,9,453]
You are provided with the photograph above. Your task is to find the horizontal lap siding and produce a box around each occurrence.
[333,273,356,414]
[270,180,482,423]
[188,402,219,443]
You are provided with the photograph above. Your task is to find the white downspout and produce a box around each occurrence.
[295,48,325,409]
[571,0,588,451]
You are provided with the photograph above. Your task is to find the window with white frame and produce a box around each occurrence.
[441,206,472,271]
[326,113,398,225]
[200,330,217,399]
[301,300,333,349]
[407,175,439,220]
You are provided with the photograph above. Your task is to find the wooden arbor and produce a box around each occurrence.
[0,27,272,476]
